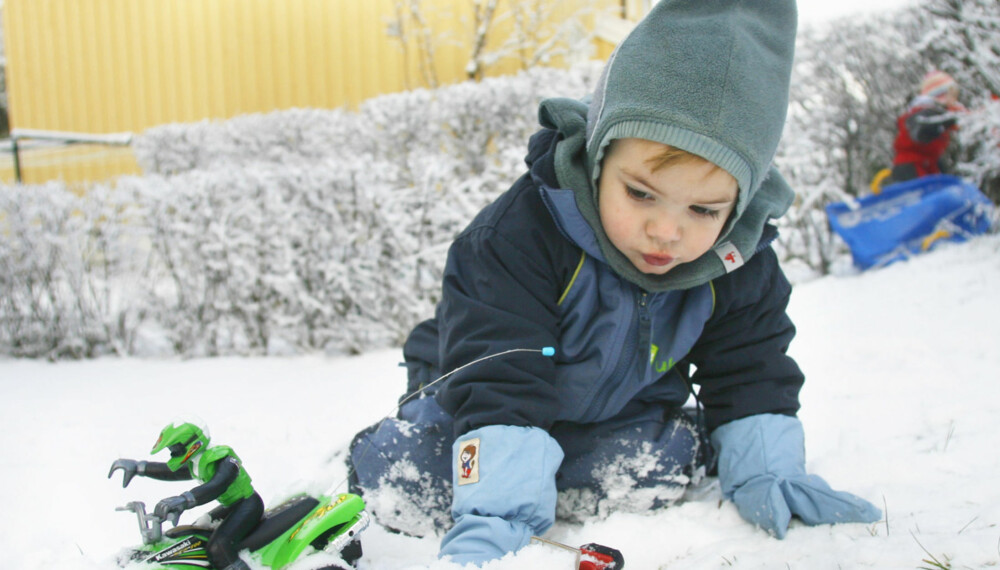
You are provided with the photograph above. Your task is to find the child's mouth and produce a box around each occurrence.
[642,253,675,266]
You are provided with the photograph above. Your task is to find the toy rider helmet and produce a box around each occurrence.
[151,421,210,472]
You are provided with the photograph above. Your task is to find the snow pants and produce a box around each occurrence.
[348,396,704,537]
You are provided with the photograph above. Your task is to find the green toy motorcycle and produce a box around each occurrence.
[111,421,368,569]
[115,493,368,569]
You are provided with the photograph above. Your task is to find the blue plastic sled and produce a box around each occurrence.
[826,174,994,270]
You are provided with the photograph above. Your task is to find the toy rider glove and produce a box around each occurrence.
[154,492,197,526]
[711,414,881,539]
[438,425,564,566]
[108,459,147,488]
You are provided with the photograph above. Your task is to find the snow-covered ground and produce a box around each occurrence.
[3,234,1000,570]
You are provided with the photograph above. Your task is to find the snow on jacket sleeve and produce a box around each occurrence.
[685,245,804,433]
[433,177,577,437]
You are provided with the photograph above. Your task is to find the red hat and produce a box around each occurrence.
[920,70,958,100]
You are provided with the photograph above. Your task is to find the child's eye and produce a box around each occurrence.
[690,206,721,219]
[626,186,652,201]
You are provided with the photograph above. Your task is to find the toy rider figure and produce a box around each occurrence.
[109,422,264,570]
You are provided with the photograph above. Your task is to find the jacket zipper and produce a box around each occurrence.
[580,287,648,421]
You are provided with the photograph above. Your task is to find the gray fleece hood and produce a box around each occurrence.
[541,0,797,291]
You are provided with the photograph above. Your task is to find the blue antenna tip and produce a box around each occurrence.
[541,346,555,357]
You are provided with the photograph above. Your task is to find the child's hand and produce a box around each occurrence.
[439,426,563,565]
[108,458,145,488]
[711,414,881,539]
[726,470,881,538]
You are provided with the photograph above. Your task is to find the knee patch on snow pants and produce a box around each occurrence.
[552,404,702,522]
[348,397,454,537]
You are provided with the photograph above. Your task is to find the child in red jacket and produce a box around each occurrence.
[891,70,966,183]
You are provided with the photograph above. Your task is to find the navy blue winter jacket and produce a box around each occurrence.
[403,128,803,438]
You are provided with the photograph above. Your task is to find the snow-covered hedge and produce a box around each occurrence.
[956,97,1000,204]
[0,182,152,358]
[0,64,602,359]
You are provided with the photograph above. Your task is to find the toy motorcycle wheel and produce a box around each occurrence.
[315,539,362,570]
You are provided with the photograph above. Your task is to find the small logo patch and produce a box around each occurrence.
[714,242,744,273]
[457,438,480,486]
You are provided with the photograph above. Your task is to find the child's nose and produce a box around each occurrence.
[647,215,681,244]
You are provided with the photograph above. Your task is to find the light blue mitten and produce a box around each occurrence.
[438,425,564,566]
[711,414,881,538]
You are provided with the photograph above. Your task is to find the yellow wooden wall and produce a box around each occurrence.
[2,0,628,184]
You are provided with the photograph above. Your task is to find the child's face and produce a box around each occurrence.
[940,85,960,106]
[598,138,737,275]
